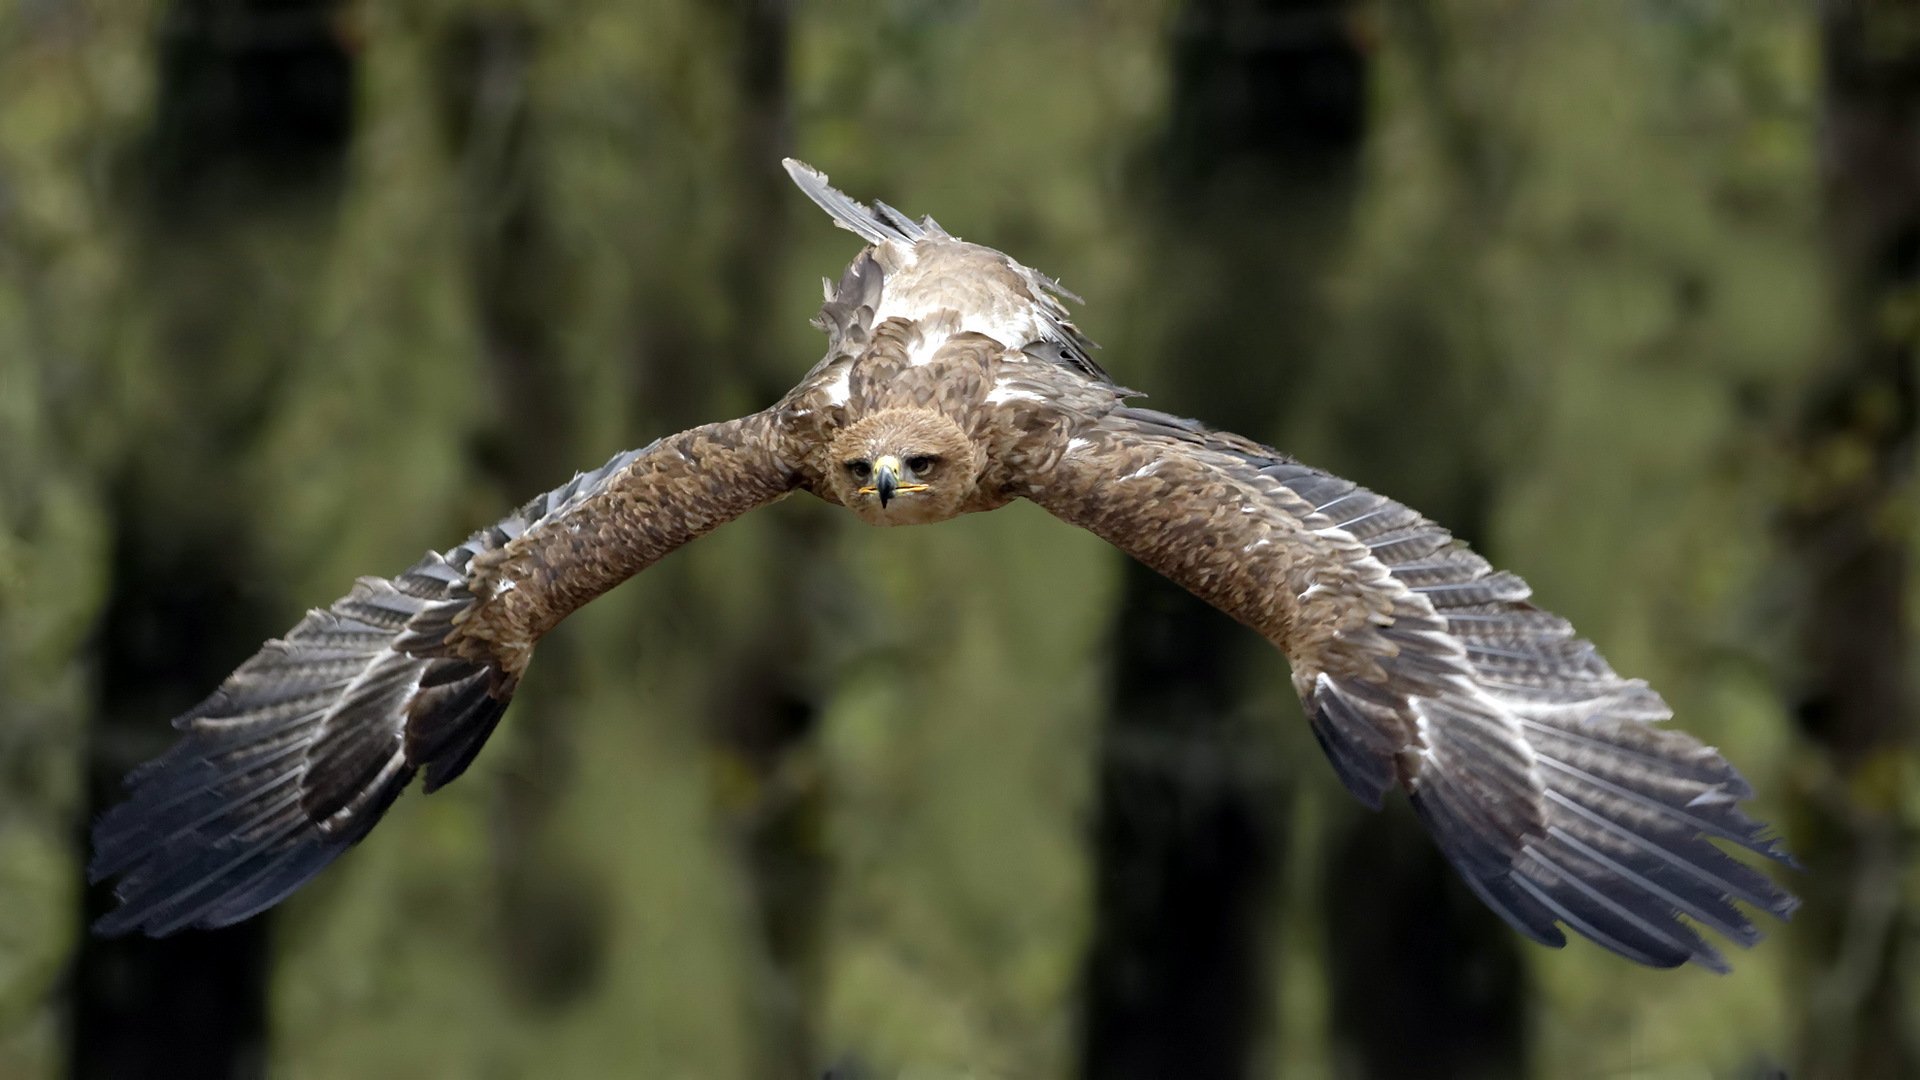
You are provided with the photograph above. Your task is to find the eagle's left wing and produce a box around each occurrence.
[1021,406,1796,971]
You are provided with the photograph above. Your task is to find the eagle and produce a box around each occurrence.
[92,159,1797,971]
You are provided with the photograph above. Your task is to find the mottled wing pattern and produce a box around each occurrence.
[92,416,793,935]
[1025,405,1796,970]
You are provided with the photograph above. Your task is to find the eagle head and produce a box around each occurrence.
[826,408,981,526]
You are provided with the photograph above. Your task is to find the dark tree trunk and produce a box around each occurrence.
[432,8,614,1016]
[1079,3,1367,1077]
[1312,5,1529,1076]
[1320,806,1525,1080]
[67,3,355,1077]
[72,527,279,1080]
[705,4,829,1076]
[1787,3,1920,1076]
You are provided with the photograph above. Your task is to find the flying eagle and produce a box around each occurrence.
[92,160,1796,971]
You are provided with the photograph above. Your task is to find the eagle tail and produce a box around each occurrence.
[782,158,941,246]
[88,550,513,937]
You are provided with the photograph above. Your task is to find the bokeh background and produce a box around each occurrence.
[2,1,1914,1077]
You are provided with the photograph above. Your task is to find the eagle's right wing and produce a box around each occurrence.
[92,413,795,936]
[1022,405,1796,971]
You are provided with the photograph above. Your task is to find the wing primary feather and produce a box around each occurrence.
[1518,715,1747,794]
[1544,821,1760,945]
[1539,840,1721,969]
[1535,754,1775,854]
[1306,690,1395,808]
[98,789,308,938]
[1510,868,1691,969]
[421,695,510,792]
[1452,867,1567,947]
[195,843,337,929]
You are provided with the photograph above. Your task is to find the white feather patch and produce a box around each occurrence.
[985,383,1044,405]
[908,330,948,367]
[822,367,852,405]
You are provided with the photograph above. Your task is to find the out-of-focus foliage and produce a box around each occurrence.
[1,3,151,1073]
[1,1,1905,1078]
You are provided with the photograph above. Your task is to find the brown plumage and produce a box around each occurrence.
[92,160,1796,971]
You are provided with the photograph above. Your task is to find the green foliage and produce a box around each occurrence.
[0,1,1883,1077]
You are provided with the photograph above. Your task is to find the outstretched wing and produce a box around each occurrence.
[92,414,794,936]
[1024,405,1796,971]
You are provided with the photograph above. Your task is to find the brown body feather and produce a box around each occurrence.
[93,161,1793,973]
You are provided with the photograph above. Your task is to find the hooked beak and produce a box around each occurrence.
[858,455,928,509]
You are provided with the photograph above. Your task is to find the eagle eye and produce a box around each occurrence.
[847,460,872,480]
[905,455,937,474]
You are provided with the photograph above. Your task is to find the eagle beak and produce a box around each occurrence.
[858,455,928,509]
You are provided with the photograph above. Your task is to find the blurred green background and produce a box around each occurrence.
[2,1,1914,1077]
